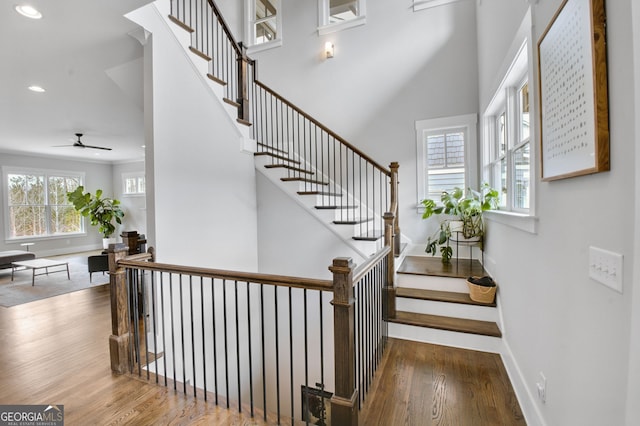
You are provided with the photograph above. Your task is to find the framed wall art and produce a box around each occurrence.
[537,0,609,181]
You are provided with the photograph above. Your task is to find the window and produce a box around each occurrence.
[4,168,84,239]
[416,114,477,206]
[245,0,282,52]
[318,0,366,35]
[413,0,466,13]
[123,173,145,195]
[483,44,531,214]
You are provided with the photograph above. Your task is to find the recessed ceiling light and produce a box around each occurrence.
[15,5,42,19]
[28,85,45,93]
[141,145,146,148]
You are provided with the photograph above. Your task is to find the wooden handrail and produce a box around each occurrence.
[254,79,391,176]
[117,258,333,292]
[352,245,391,283]
[207,0,244,57]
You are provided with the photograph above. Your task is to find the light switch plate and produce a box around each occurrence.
[588,246,623,293]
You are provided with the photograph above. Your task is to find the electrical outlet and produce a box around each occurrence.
[536,372,546,403]
[588,246,623,293]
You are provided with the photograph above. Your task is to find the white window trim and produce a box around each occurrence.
[481,9,537,234]
[415,113,478,212]
[317,0,366,36]
[244,0,282,54]
[3,166,86,241]
[413,0,467,13]
[122,172,146,197]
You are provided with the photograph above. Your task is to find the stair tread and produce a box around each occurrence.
[391,311,502,337]
[297,191,343,197]
[257,143,289,156]
[224,97,240,108]
[255,152,301,164]
[188,46,211,62]
[281,177,328,185]
[264,164,313,174]
[333,218,373,225]
[353,231,383,241]
[206,73,227,86]
[168,15,194,33]
[398,255,486,279]
[314,205,357,210]
[396,287,497,307]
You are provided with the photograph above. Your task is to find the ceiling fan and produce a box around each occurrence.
[55,133,112,151]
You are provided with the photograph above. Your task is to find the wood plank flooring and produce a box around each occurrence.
[0,285,269,425]
[0,284,524,425]
[361,338,526,425]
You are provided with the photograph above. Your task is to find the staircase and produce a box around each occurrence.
[141,0,497,351]
[389,247,502,353]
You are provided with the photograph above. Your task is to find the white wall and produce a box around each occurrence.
[256,172,365,280]
[477,1,637,425]
[0,152,114,256]
[129,3,259,270]
[626,1,640,424]
[248,0,480,245]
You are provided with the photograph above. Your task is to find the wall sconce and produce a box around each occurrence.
[324,42,334,59]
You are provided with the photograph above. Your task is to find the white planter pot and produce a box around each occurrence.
[102,237,116,249]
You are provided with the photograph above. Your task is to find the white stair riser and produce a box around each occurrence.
[388,322,502,354]
[395,297,499,322]
[396,273,470,293]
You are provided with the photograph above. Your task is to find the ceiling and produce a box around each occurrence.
[0,0,154,163]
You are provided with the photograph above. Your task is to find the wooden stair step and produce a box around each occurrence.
[396,287,497,308]
[168,15,194,33]
[297,191,343,197]
[281,177,328,185]
[237,118,252,127]
[314,205,357,210]
[188,46,211,62]
[398,255,486,279]
[224,97,240,108]
[390,311,502,338]
[254,152,301,164]
[352,231,383,241]
[264,164,313,174]
[207,73,227,86]
[257,142,289,156]
[333,218,373,225]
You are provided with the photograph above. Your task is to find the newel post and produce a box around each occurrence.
[108,243,131,374]
[389,162,400,257]
[383,212,396,320]
[330,258,358,426]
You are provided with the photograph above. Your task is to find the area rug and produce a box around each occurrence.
[0,254,108,307]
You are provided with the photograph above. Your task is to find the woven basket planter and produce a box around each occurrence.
[466,277,497,304]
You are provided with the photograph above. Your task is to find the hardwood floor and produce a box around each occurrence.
[361,338,526,426]
[0,285,524,425]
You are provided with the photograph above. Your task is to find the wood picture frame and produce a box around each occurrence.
[537,0,609,181]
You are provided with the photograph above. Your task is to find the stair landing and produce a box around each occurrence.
[397,255,486,278]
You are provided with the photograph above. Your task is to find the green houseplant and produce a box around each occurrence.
[67,186,125,245]
[421,183,499,263]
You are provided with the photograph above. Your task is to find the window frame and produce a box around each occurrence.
[245,0,282,54]
[415,114,478,211]
[481,37,537,233]
[318,0,366,35]
[122,172,146,196]
[413,0,466,13]
[3,167,86,241]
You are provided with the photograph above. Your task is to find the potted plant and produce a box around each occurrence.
[67,186,125,248]
[421,183,499,263]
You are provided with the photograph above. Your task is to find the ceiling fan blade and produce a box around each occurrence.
[82,144,112,151]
